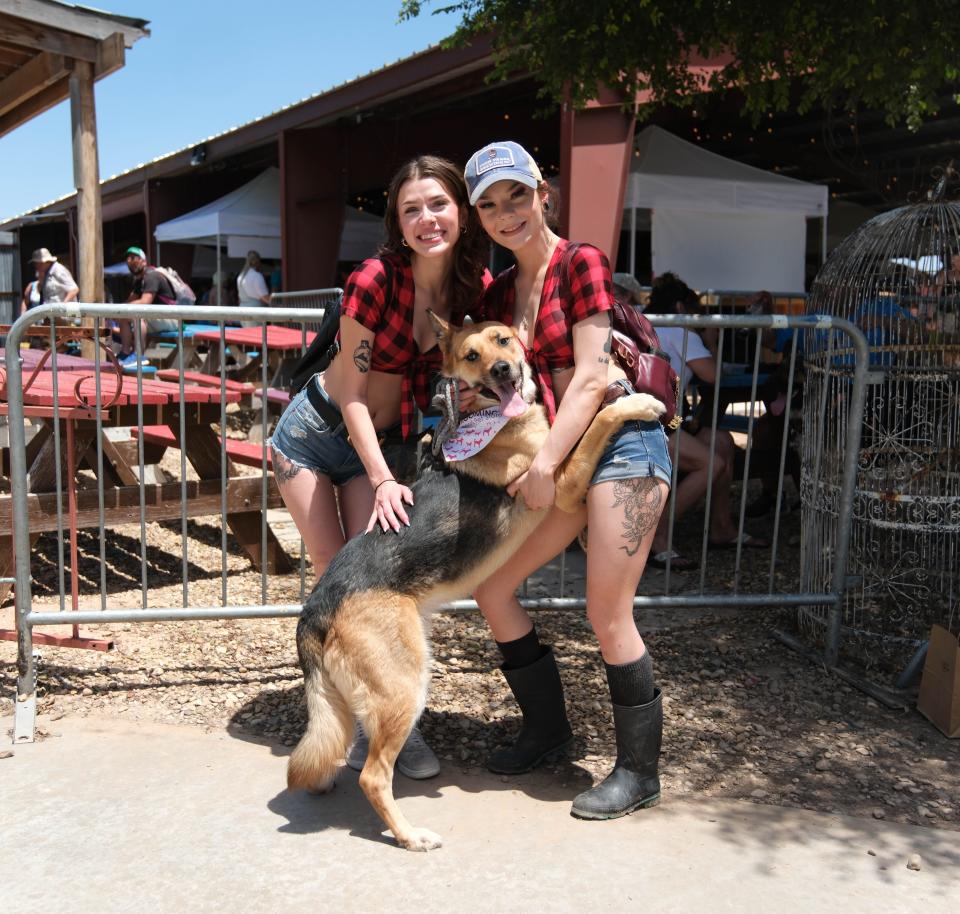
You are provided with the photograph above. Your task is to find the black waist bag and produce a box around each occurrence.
[288,294,344,395]
[288,259,398,395]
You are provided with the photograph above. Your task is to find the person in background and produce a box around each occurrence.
[646,273,768,570]
[201,271,236,307]
[28,248,79,308]
[612,272,646,312]
[269,261,283,294]
[119,246,180,366]
[19,274,41,314]
[236,250,271,325]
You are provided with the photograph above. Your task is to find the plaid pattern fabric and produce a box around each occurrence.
[479,239,613,421]
[341,254,489,438]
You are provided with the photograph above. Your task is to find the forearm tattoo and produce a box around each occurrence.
[611,477,664,556]
[353,340,372,373]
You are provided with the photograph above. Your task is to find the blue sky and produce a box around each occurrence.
[0,0,460,221]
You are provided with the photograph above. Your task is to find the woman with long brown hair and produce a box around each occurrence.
[270,155,489,777]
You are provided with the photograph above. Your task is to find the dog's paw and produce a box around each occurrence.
[398,827,443,852]
[622,393,666,421]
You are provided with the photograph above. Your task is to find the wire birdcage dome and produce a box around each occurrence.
[800,185,960,676]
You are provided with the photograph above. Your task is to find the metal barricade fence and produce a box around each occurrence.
[5,305,870,743]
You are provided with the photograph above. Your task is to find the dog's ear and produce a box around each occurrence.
[427,309,452,346]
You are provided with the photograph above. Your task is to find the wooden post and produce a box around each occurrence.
[69,59,102,356]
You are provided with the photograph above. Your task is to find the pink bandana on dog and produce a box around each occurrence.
[441,407,509,462]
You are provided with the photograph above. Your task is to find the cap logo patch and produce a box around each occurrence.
[475,147,516,176]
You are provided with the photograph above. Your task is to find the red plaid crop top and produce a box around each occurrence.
[341,254,490,437]
[478,239,614,421]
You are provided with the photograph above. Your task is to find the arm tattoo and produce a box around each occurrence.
[353,339,372,373]
[610,477,664,556]
[599,329,612,363]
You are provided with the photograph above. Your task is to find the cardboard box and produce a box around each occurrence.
[917,624,960,738]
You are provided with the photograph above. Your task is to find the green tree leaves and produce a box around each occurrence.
[400,0,959,129]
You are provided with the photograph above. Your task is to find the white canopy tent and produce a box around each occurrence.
[154,167,384,280]
[623,126,829,292]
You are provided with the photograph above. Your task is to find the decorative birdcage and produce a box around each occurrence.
[800,178,960,678]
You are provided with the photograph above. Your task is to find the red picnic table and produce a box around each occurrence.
[0,365,292,625]
[192,325,316,386]
[0,346,99,373]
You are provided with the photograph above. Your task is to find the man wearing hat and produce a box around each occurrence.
[29,248,79,306]
[117,245,179,365]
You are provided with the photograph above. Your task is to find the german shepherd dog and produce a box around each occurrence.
[287,313,665,851]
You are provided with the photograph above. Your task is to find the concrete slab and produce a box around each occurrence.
[2,715,957,914]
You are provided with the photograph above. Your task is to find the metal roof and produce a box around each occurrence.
[2,36,494,226]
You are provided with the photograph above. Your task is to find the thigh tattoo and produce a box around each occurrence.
[271,448,304,484]
[611,477,664,556]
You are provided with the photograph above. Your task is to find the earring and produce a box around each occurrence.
[460,225,466,234]
[401,239,409,248]
[543,199,551,212]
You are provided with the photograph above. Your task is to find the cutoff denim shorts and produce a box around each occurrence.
[268,376,366,487]
[589,416,673,489]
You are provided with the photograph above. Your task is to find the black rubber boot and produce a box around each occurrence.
[487,646,574,775]
[570,689,662,819]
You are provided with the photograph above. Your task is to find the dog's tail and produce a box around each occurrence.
[287,623,353,793]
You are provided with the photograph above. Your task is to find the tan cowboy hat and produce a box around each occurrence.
[30,247,57,264]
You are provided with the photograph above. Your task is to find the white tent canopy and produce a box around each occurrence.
[155,167,281,248]
[625,126,828,292]
[154,167,384,272]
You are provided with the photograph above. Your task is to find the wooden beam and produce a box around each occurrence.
[0,41,32,68]
[70,58,104,305]
[0,0,148,46]
[94,32,124,80]
[0,50,68,118]
[0,12,99,61]
[0,73,69,139]
[0,476,284,533]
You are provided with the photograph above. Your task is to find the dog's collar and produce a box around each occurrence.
[441,407,509,462]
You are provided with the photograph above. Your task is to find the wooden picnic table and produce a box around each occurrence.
[0,366,292,604]
[0,346,99,372]
[192,325,316,386]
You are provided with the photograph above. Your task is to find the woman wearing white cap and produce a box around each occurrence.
[463,140,672,820]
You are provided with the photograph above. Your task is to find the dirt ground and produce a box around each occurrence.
[2,504,957,834]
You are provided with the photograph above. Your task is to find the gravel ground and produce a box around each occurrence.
[1,442,957,832]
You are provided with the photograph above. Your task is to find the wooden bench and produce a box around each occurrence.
[262,387,290,407]
[130,425,272,469]
[154,370,256,396]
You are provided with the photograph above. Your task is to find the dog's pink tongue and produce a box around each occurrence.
[497,383,527,418]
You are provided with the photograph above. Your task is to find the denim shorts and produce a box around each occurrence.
[267,377,366,487]
[590,418,673,488]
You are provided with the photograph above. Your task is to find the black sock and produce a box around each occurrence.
[496,626,543,670]
[605,651,655,706]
